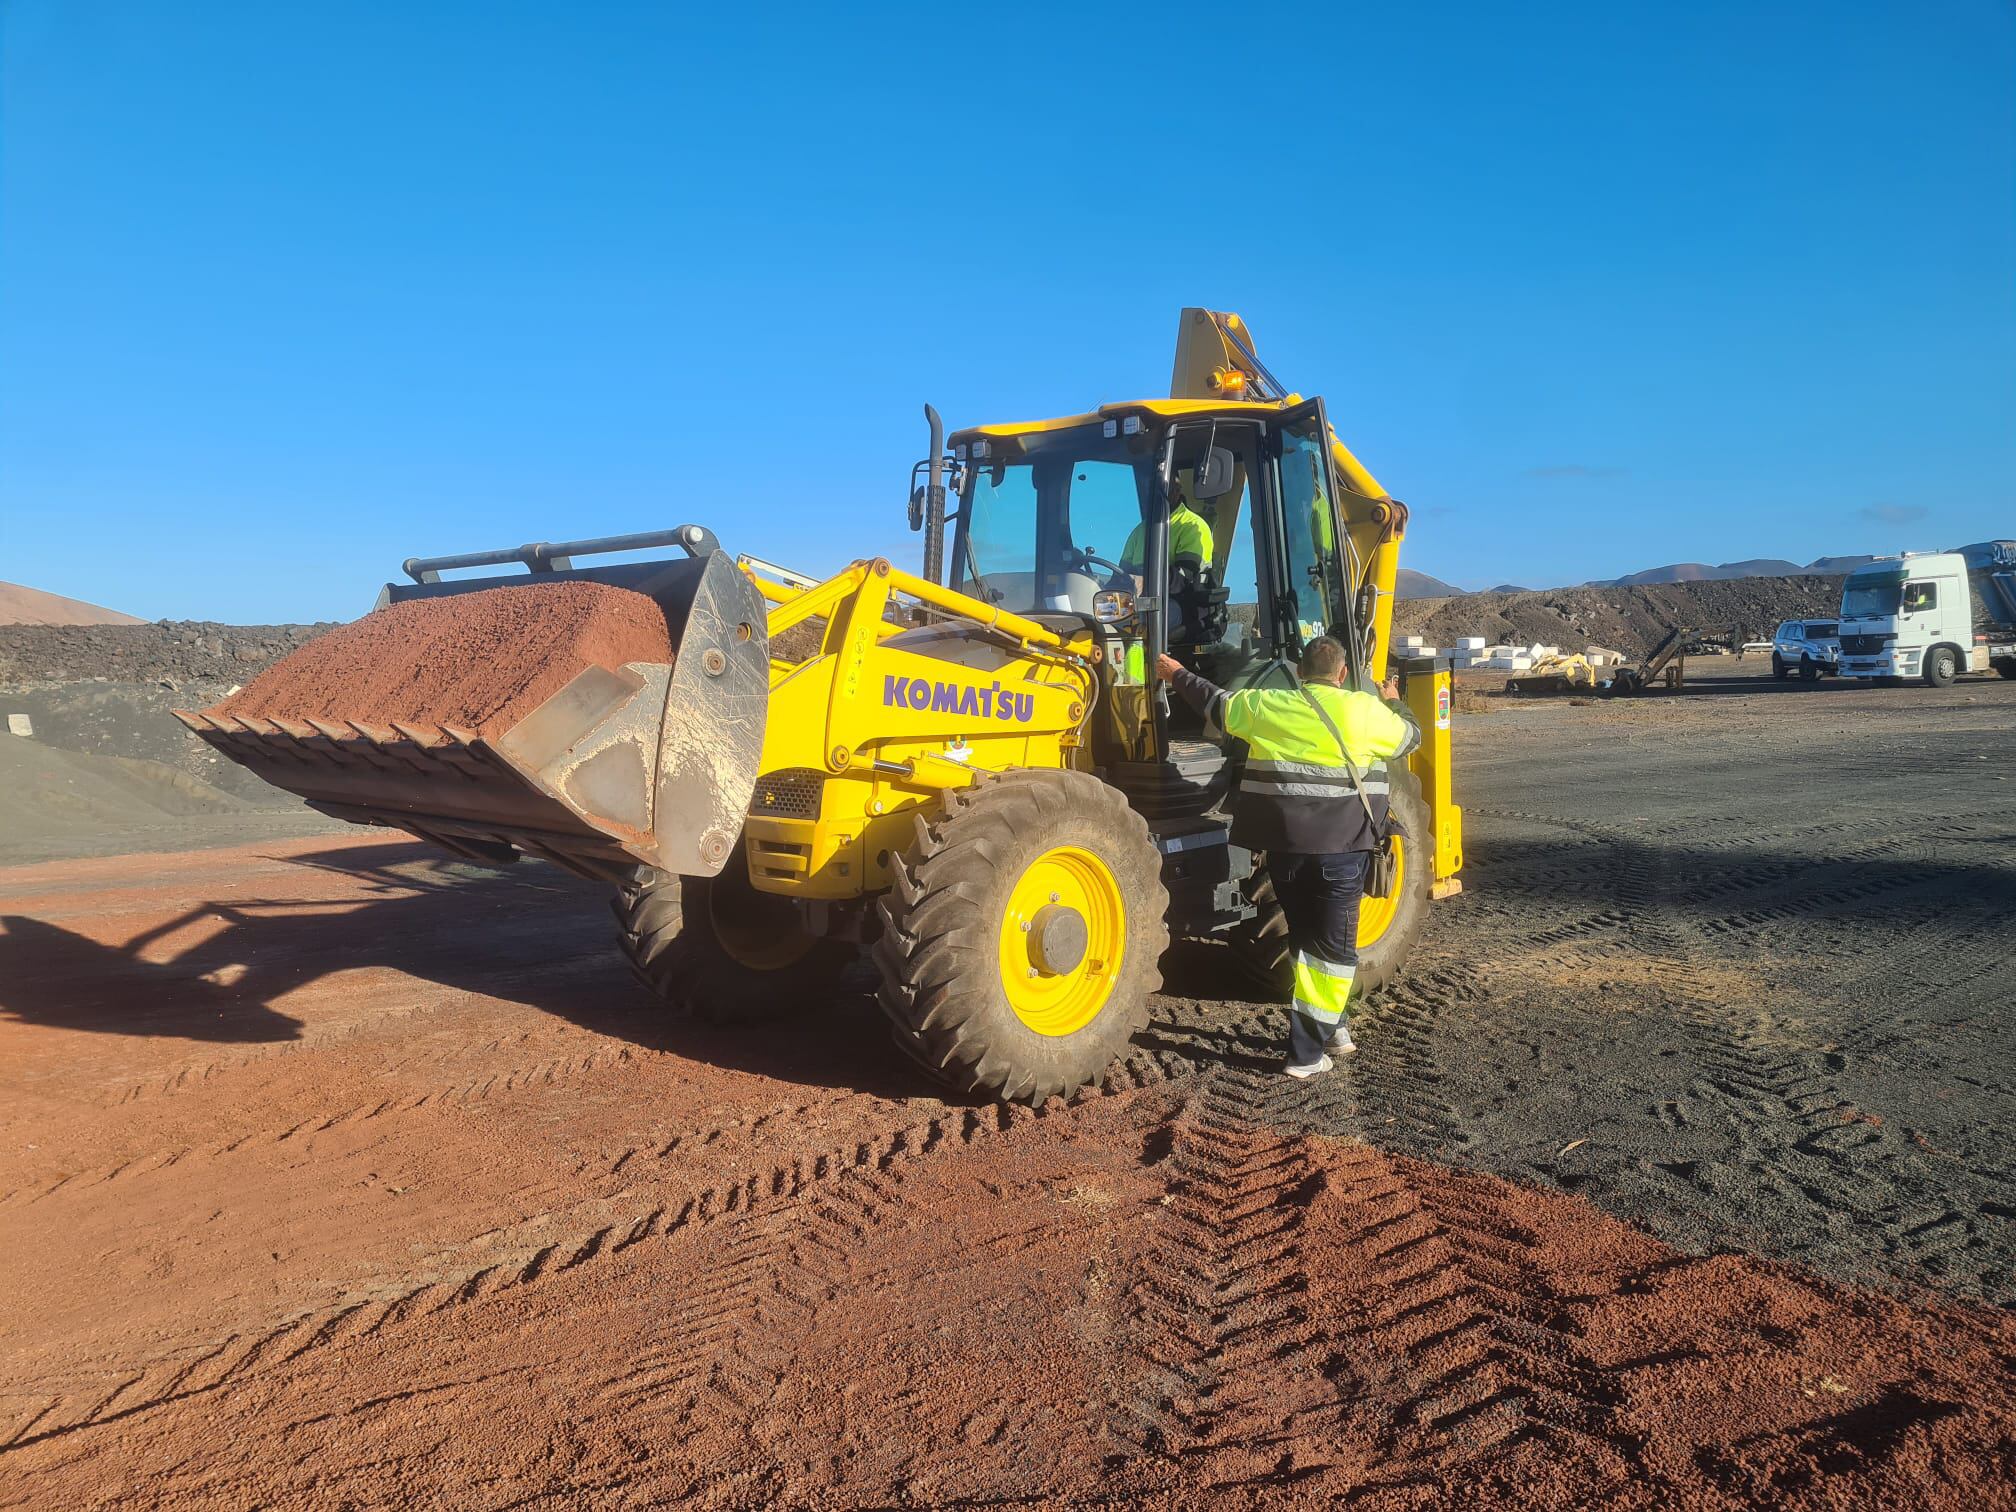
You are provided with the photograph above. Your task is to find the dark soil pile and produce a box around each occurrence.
[1394,574,1846,656]
[0,621,333,686]
[211,581,674,736]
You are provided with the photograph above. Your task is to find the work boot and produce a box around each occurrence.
[1284,1053,1333,1080]
[1326,1024,1358,1057]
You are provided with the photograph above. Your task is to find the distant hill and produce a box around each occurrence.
[1396,569,1466,599]
[1585,555,1879,588]
[0,581,144,626]
[1486,583,1533,594]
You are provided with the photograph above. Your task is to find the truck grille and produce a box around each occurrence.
[1841,634,1893,656]
[749,768,825,819]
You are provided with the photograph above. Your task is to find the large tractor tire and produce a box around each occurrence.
[873,769,1168,1104]
[614,843,854,1023]
[1226,763,1433,1001]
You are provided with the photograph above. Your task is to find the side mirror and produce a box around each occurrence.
[908,486,926,531]
[1093,589,1137,625]
[1192,446,1237,500]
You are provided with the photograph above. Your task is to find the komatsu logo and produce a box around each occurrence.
[883,675,1036,723]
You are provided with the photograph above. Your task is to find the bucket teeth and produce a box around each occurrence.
[388,721,445,748]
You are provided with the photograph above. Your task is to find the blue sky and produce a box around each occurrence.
[2,1,2011,621]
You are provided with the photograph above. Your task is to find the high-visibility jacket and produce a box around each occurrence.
[1121,503,1215,573]
[1168,666,1419,853]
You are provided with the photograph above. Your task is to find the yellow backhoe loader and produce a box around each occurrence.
[177,309,1464,1102]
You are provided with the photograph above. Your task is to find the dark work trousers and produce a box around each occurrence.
[1270,850,1369,1065]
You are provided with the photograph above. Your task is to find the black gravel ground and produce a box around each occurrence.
[1152,661,2016,1306]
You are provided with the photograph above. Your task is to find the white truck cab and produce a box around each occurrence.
[1837,544,2016,687]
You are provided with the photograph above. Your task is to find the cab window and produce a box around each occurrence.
[1064,461,1145,580]
[1902,582,1937,613]
[1277,419,1343,646]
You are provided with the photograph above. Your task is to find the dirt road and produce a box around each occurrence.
[2,666,2012,1506]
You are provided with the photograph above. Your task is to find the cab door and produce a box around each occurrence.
[1258,398,1360,682]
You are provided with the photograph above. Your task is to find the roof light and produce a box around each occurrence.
[1102,419,1118,437]
[1122,415,1142,435]
[954,445,967,462]
[971,440,990,459]
[1212,367,1249,396]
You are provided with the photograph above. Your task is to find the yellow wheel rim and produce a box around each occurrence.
[1355,834,1406,948]
[998,845,1126,1037]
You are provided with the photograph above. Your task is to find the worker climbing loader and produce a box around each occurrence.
[176,309,1464,1103]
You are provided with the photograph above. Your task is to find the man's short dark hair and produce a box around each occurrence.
[1298,636,1349,682]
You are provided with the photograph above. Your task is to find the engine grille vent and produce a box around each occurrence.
[749,768,825,820]
[1842,634,1893,656]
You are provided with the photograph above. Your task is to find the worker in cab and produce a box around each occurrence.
[1117,480,1216,684]
[1119,480,1215,587]
[1155,637,1419,1078]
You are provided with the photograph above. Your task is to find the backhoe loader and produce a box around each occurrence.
[176,309,1464,1103]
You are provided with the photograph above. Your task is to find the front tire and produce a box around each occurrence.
[1225,764,1433,1000]
[1923,646,1958,688]
[1800,655,1820,682]
[1772,653,1789,680]
[873,770,1168,1104]
[614,845,854,1023]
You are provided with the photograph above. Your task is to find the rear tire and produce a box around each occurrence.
[614,844,853,1023]
[873,770,1167,1104]
[1923,646,1958,688]
[1225,764,1433,1001]
[1997,659,2016,680]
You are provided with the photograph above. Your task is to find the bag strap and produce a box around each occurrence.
[1287,668,1383,837]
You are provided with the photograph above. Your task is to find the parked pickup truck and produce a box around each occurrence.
[1836,543,2016,686]
[1771,619,1840,680]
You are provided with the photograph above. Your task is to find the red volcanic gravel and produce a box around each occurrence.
[210,581,673,736]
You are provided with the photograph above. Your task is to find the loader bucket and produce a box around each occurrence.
[173,550,770,883]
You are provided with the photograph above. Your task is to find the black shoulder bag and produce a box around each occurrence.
[1290,674,1398,899]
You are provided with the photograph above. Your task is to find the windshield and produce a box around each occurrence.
[953,425,1158,614]
[1842,571,1903,617]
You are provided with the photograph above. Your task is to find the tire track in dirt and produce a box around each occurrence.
[0,1047,1189,1454]
[1108,1065,1631,1493]
[1,1042,657,1207]
[1109,1069,1336,1460]
[1348,965,1486,1154]
[1603,816,2011,1296]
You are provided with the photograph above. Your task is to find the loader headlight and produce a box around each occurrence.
[1093,589,1137,625]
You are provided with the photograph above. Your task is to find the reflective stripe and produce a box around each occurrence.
[1247,757,1358,778]
[1297,949,1355,977]
[1243,774,1389,799]
[1293,996,1345,1026]
[1251,780,1379,799]
[1291,953,1355,1025]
